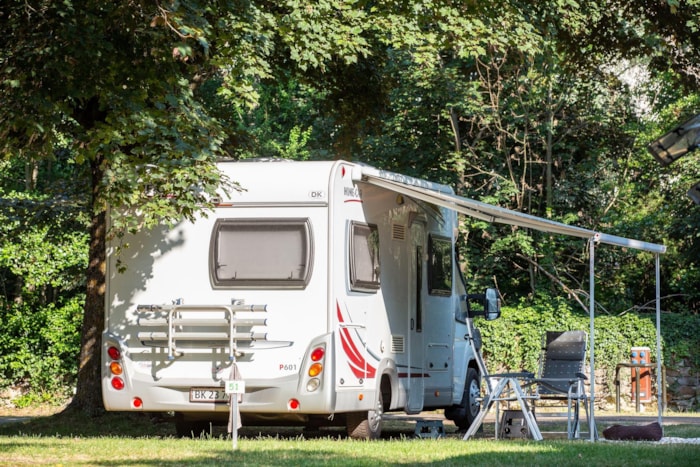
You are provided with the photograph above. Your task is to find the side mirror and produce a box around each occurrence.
[465,288,501,320]
[484,288,501,321]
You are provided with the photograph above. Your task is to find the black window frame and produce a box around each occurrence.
[427,234,452,296]
[349,221,381,292]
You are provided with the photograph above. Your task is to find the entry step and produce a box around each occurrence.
[414,419,445,439]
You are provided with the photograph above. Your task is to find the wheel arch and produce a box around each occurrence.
[375,358,399,411]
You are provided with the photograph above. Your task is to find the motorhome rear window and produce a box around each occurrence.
[428,235,452,296]
[349,222,380,292]
[210,218,313,288]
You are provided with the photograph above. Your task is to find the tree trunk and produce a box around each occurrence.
[25,156,38,191]
[70,155,106,414]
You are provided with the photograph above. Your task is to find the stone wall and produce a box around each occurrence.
[588,358,698,412]
[665,358,700,411]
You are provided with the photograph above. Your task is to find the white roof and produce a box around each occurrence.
[356,164,666,254]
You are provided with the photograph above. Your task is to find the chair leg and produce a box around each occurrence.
[511,380,542,441]
[566,396,576,439]
[567,383,585,439]
[571,398,581,439]
[463,377,509,440]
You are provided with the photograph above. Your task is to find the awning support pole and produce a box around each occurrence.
[655,253,664,432]
[589,237,597,442]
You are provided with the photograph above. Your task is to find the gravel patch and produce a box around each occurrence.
[658,437,700,444]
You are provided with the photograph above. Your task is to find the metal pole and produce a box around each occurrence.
[655,253,664,430]
[232,395,238,450]
[589,238,596,442]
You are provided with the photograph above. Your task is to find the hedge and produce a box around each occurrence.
[476,294,700,398]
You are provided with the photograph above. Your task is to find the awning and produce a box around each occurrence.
[356,165,666,254]
[354,163,667,441]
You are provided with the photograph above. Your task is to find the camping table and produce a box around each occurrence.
[463,373,543,441]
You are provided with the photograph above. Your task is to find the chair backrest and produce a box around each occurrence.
[538,330,587,394]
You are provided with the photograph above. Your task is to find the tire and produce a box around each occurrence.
[445,367,480,431]
[346,390,383,440]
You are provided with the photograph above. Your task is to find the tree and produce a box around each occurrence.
[0,0,372,413]
[555,0,700,91]
[2,0,699,411]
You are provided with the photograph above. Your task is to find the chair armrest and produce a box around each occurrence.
[492,371,535,379]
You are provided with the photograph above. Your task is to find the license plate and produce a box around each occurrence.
[189,387,228,403]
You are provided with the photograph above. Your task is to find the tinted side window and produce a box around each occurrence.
[428,235,452,296]
[210,218,312,288]
[349,222,380,292]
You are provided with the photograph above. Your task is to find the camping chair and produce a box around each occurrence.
[463,326,542,441]
[527,330,597,439]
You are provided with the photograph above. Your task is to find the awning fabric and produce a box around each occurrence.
[357,165,666,254]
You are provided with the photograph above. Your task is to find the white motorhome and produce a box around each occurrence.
[102,159,500,438]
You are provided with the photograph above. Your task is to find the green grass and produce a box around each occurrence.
[1,410,700,466]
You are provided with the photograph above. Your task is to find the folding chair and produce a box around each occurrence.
[527,330,597,439]
[463,327,542,441]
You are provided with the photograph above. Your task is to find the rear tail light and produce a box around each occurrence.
[311,347,325,361]
[308,363,323,377]
[107,344,125,391]
[107,346,121,360]
[111,377,125,390]
[110,362,123,376]
[306,378,320,392]
[305,345,325,393]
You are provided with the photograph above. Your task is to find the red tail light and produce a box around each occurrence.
[311,347,325,362]
[108,345,125,390]
[111,377,125,390]
[108,346,121,360]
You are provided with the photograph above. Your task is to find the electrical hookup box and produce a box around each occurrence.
[630,346,652,403]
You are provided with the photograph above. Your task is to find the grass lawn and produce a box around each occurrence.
[1,407,699,466]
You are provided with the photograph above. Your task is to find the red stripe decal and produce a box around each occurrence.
[337,302,376,378]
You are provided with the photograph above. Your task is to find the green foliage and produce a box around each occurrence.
[477,293,700,397]
[0,188,88,300]
[0,163,87,403]
[230,75,328,161]
[0,297,83,396]
[0,223,88,293]
[560,0,700,90]
[661,313,700,368]
[280,0,370,71]
[0,0,698,407]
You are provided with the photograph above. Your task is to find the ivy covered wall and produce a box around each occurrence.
[476,295,700,411]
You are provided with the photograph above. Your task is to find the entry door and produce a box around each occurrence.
[406,221,426,413]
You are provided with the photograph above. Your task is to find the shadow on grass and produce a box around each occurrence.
[3,407,700,441]
[0,408,175,438]
[0,407,438,440]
